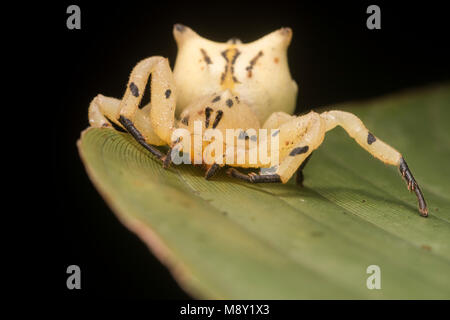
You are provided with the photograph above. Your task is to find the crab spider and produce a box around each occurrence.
[88,24,428,216]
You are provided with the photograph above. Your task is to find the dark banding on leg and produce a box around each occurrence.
[399,157,428,217]
[296,152,313,186]
[105,116,127,133]
[367,132,376,145]
[119,115,164,159]
[129,82,139,97]
[205,163,221,180]
[250,174,282,183]
[162,147,173,169]
[227,168,281,183]
[227,168,252,182]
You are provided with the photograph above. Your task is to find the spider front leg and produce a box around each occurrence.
[261,111,310,184]
[89,95,166,157]
[228,110,428,217]
[262,111,313,185]
[89,57,177,164]
[398,156,427,215]
[320,110,428,216]
[227,169,282,182]
[295,152,313,186]
[119,56,178,163]
[205,163,222,180]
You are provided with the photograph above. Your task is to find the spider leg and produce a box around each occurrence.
[88,95,167,159]
[269,111,325,183]
[226,111,323,184]
[89,57,178,163]
[230,109,427,216]
[320,110,428,216]
[262,111,313,185]
[399,157,428,216]
[161,147,173,168]
[118,57,176,145]
[88,94,124,129]
[227,168,281,183]
[295,152,313,186]
[118,116,164,159]
[205,163,221,180]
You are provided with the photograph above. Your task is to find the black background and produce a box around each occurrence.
[51,1,449,299]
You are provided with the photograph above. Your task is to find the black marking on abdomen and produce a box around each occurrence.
[246,51,263,78]
[367,132,376,145]
[165,89,172,99]
[212,110,223,129]
[129,82,139,97]
[212,96,221,103]
[289,146,309,156]
[226,99,233,108]
[231,50,240,65]
[205,107,213,128]
[200,48,213,64]
[220,48,241,85]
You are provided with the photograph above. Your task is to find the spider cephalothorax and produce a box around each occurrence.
[88,24,428,216]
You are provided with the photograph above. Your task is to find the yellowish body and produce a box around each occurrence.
[88,24,427,216]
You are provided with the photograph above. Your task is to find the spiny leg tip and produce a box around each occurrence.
[399,157,428,218]
[420,208,429,217]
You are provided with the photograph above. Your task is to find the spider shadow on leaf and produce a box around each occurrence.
[126,137,421,217]
[219,174,420,216]
[301,185,419,216]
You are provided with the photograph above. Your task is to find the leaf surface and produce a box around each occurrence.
[78,84,450,299]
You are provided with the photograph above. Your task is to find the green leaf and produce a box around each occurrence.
[78,84,450,299]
